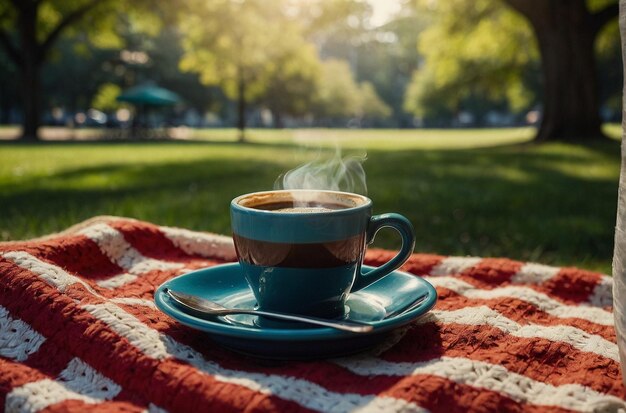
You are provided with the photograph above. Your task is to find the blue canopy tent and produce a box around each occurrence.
[117,84,181,106]
[116,83,182,139]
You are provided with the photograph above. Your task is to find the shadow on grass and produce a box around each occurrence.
[0,139,620,272]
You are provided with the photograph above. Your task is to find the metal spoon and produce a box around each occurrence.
[164,288,374,333]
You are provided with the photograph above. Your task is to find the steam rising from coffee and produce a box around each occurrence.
[274,148,367,206]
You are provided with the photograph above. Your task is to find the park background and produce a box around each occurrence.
[0,0,621,273]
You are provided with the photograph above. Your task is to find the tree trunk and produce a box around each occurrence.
[17,3,42,142]
[533,3,603,141]
[237,69,246,143]
[273,110,284,128]
[2,1,103,142]
[612,0,626,385]
[20,59,42,142]
[504,0,615,142]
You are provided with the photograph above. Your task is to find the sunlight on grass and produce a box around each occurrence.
[528,143,620,181]
[190,127,536,150]
[603,123,622,140]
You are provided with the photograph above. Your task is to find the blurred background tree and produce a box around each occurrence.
[405,0,618,141]
[312,59,361,124]
[504,0,618,141]
[179,0,311,141]
[311,59,391,126]
[259,40,321,129]
[178,0,391,139]
[404,0,539,127]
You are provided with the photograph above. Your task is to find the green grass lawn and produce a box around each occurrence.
[0,127,621,274]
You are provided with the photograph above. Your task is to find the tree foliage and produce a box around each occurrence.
[179,0,390,132]
[358,82,392,120]
[313,59,360,120]
[404,0,539,123]
[257,33,321,123]
[308,1,426,126]
[311,59,390,124]
[91,83,123,112]
[178,0,324,135]
[405,0,619,139]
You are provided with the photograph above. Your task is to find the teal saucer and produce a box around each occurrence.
[154,263,437,359]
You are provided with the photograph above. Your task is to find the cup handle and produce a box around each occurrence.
[351,213,416,292]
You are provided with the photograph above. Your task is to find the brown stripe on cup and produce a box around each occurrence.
[233,233,366,268]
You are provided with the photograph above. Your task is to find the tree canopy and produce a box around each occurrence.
[404,0,539,124]
[178,0,390,136]
[312,59,391,125]
[404,0,619,139]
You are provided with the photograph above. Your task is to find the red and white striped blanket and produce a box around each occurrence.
[0,216,624,412]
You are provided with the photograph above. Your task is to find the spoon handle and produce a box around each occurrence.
[231,309,374,333]
[164,288,373,333]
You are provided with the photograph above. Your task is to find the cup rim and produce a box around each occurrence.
[231,189,372,216]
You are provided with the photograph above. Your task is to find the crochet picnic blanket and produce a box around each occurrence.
[1,216,625,413]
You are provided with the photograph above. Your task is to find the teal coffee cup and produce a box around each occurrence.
[230,190,416,320]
